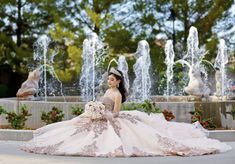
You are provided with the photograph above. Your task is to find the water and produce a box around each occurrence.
[118,55,130,92]
[164,40,175,100]
[214,39,229,99]
[185,26,199,66]
[174,26,211,96]
[131,40,151,102]
[79,33,107,102]
[33,35,64,101]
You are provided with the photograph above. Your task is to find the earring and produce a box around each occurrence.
[117,83,119,88]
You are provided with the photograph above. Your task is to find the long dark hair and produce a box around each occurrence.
[108,70,127,103]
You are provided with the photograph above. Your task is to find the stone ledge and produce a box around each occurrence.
[209,130,235,142]
[0,129,34,141]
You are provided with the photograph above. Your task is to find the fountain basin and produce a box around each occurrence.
[0,96,235,129]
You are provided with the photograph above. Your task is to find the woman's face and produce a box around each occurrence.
[107,74,120,88]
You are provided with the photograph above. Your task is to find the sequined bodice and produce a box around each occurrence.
[99,97,114,111]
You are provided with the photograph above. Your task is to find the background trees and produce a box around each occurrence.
[0,0,234,97]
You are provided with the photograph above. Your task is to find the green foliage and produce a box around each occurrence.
[41,106,65,125]
[0,0,234,98]
[0,106,5,115]
[0,105,32,129]
[205,35,219,61]
[0,32,31,74]
[122,100,175,121]
[122,100,161,114]
[71,106,84,116]
[49,23,84,83]
[190,108,216,129]
[104,23,137,53]
[140,100,162,114]
[226,107,235,120]
[0,84,8,97]
[122,103,142,111]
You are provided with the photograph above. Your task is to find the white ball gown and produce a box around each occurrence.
[21,97,232,157]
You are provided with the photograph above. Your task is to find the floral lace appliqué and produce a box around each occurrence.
[156,133,217,156]
[119,113,141,124]
[22,141,64,155]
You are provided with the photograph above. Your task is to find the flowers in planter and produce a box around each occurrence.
[0,104,32,129]
[162,109,175,121]
[190,108,216,129]
[41,106,65,125]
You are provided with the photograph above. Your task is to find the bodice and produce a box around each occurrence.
[99,96,114,112]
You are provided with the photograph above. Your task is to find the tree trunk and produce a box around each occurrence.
[16,0,22,47]
[183,1,189,45]
[93,0,100,35]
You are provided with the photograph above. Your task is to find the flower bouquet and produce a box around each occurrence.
[83,101,106,120]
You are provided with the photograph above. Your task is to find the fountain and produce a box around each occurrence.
[33,35,65,101]
[214,39,229,99]
[79,33,107,102]
[131,40,151,102]
[118,55,130,92]
[98,55,130,94]
[164,40,175,100]
[0,27,235,136]
[174,26,211,97]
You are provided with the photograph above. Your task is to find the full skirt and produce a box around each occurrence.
[21,110,232,157]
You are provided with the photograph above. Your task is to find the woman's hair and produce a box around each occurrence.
[108,69,127,103]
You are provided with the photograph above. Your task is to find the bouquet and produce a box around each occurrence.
[83,101,106,120]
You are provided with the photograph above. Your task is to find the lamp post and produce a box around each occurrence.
[169,8,176,51]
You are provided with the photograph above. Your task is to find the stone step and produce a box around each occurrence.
[0,129,33,141]
[208,130,235,142]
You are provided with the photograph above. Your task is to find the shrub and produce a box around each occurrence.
[226,107,235,120]
[122,100,174,121]
[190,108,216,129]
[71,106,84,116]
[41,106,64,125]
[141,100,161,114]
[162,109,175,121]
[122,103,142,111]
[0,105,32,129]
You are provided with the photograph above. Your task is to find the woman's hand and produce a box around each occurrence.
[103,111,113,121]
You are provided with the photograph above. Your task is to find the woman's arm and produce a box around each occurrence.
[113,94,122,117]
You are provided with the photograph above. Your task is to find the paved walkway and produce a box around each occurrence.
[0,141,235,164]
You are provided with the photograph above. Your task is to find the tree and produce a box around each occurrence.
[49,23,85,83]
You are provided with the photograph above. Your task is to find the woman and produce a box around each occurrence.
[22,68,231,157]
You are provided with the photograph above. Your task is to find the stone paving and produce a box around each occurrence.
[0,141,235,164]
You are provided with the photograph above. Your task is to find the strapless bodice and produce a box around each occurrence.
[99,96,114,111]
